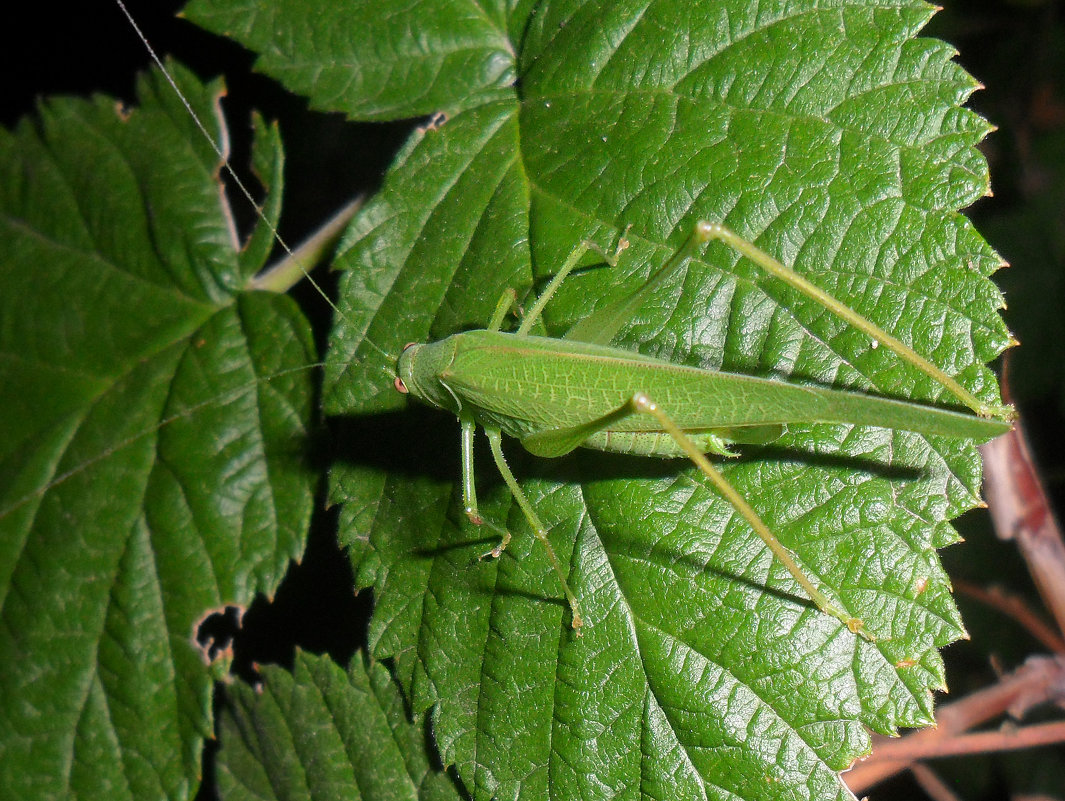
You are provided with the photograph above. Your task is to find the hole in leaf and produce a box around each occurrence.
[195,605,245,665]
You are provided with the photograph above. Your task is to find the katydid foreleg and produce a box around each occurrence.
[452,281,587,631]
[456,287,515,531]
[449,233,636,632]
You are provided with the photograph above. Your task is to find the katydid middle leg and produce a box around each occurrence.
[516,230,631,336]
[460,415,583,632]
[484,428,583,631]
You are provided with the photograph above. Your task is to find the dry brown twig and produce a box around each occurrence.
[982,410,1065,635]
[910,763,963,801]
[953,579,1065,655]
[845,400,1065,796]
[845,655,1065,793]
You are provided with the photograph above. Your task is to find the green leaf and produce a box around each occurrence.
[0,64,317,799]
[184,0,520,120]
[189,1,1011,799]
[216,651,461,801]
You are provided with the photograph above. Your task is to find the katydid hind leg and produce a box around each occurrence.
[516,227,631,337]
[523,389,868,635]
[627,391,872,640]
[565,217,1008,420]
[695,221,1009,420]
[487,288,520,333]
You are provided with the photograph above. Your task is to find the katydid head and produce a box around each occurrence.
[393,342,419,394]
[395,338,462,414]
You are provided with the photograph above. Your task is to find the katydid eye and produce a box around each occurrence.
[394,377,408,394]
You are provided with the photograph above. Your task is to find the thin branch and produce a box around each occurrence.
[845,655,1065,793]
[954,579,1065,654]
[910,763,963,801]
[981,407,1065,638]
[876,720,1065,763]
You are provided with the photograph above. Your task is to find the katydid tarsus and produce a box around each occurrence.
[115,1,1012,640]
[394,222,1012,637]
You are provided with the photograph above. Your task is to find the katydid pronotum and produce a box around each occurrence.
[115,0,1012,641]
[394,222,1012,638]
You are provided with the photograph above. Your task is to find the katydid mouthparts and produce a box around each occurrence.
[393,222,1012,639]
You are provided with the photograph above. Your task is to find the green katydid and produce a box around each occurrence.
[113,0,1011,640]
[393,221,1012,637]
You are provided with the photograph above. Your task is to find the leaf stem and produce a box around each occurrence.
[248,197,363,294]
